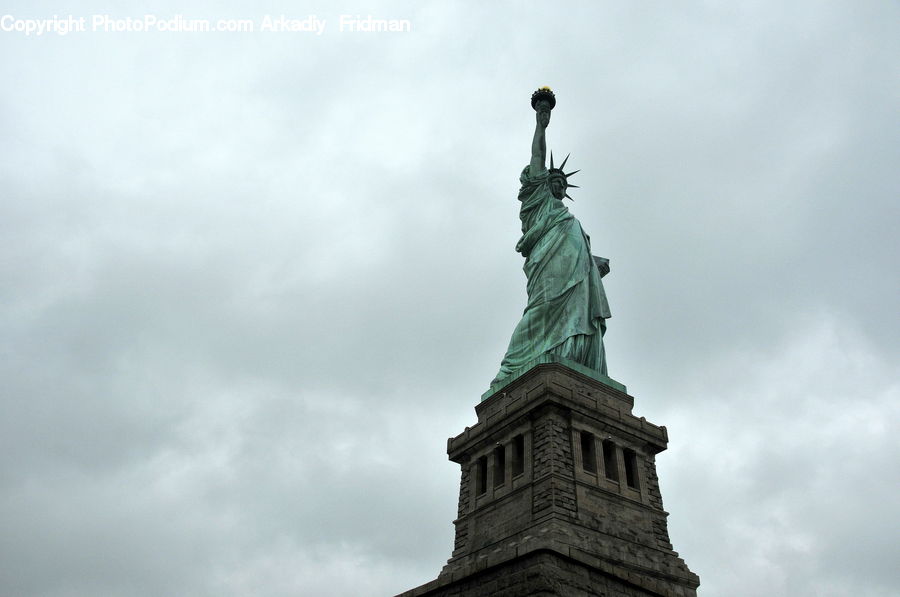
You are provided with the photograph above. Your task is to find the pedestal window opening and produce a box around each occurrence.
[624,448,640,490]
[475,456,487,495]
[512,434,525,476]
[602,439,619,482]
[493,445,506,488]
[580,431,597,473]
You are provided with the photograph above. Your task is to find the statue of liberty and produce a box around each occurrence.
[491,88,611,387]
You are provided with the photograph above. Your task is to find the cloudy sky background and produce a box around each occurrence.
[1,1,898,595]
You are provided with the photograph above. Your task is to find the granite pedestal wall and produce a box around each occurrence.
[395,359,699,597]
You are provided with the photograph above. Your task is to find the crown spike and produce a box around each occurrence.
[564,169,580,178]
[564,193,574,201]
[559,153,570,171]
[549,152,555,170]
[567,184,580,189]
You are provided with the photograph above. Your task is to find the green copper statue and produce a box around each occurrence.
[491,88,611,386]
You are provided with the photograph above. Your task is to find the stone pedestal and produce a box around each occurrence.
[395,358,699,597]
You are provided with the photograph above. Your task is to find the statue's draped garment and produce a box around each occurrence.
[492,165,611,385]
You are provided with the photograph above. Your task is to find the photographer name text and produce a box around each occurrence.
[1,14,411,36]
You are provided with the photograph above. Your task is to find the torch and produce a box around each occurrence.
[530,86,556,111]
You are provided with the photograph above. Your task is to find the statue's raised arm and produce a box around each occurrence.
[529,87,555,173]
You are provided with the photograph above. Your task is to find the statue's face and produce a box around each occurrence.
[550,175,566,199]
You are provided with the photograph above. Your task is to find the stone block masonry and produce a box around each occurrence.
[394,358,699,597]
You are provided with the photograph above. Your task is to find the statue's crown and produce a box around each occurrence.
[549,152,580,200]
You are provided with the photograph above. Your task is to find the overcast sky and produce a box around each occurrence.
[1,1,898,596]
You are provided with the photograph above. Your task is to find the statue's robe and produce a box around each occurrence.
[492,165,611,385]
